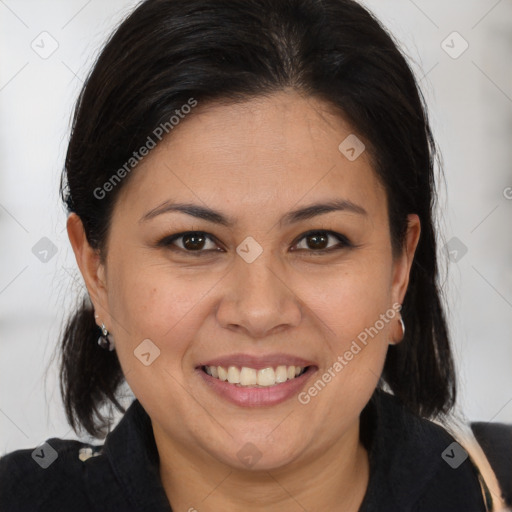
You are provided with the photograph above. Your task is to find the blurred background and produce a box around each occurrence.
[1,0,511,453]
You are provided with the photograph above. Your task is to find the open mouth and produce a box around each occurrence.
[201,365,310,387]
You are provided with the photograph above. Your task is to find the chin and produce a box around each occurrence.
[208,434,305,472]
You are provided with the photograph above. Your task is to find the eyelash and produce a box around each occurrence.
[156,230,353,256]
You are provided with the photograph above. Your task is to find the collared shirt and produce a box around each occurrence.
[0,389,489,511]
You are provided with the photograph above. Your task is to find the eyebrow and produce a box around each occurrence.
[139,198,367,226]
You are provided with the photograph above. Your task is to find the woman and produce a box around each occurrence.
[0,0,509,510]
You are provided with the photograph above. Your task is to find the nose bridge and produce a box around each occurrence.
[235,242,283,304]
[217,246,302,337]
[239,250,280,301]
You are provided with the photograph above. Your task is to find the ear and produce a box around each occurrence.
[390,213,421,307]
[67,213,110,326]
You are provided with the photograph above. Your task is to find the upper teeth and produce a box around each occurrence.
[204,365,305,387]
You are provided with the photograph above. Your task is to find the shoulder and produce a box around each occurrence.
[410,421,489,512]
[471,421,512,508]
[0,437,106,512]
[0,400,153,512]
[366,390,488,511]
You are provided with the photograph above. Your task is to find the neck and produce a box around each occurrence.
[154,421,370,512]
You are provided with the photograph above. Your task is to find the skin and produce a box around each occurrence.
[68,90,420,511]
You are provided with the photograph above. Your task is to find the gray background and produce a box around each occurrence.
[1,0,511,454]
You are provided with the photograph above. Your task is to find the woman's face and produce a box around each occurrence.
[72,91,419,471]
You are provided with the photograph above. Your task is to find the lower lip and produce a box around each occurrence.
[197,367,316,407]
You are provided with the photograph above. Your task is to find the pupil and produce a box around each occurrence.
[184,233,205,250]
[308,232,327,250]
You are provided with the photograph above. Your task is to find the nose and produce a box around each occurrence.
[215,251,302,339]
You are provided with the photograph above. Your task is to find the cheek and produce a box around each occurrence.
[106,262,223,407]
[106,255,225,355]
[298,255,394,341]
[298,264,394,425]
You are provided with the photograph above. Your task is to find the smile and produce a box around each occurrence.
[202,365,307,387]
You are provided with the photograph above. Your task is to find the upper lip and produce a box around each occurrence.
[197,353,316,370]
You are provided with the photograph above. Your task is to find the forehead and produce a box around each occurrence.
[114,91,386,222]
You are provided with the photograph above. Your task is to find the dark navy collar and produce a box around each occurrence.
[101,399,172,511]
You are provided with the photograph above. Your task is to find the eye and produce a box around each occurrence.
[157,231,222,254]
[291,230,351,253]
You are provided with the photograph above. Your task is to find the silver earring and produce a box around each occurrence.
[390,309,405,346]
[98,322,115,351]
[399,316,405,339]
[390,315,406,345]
